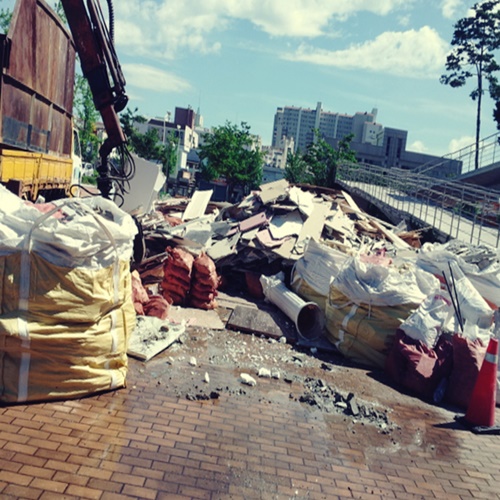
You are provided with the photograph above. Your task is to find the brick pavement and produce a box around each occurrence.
[0,357,499,500]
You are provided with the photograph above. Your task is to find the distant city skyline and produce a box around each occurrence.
[4,0,499,156]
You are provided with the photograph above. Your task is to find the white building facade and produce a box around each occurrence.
[272,102,378,152]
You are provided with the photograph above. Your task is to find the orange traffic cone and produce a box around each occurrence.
[465,338,498,428]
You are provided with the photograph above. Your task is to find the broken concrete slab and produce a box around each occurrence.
[268,210,304,240]
[128,316,186,361]
[207,232,240,260]
[227,305,287,340]
[258,178,289,205]
[296,201,331,252]
[288,186,316,218]
[168,306,225,330]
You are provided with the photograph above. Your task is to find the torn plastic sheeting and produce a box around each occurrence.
[260,273,324,340]
[417,241,500,308]
[291,238,349,312]
[400,292,452,348]
[332,255,439,307]
[0,185,137,269]
[442,261,494,344]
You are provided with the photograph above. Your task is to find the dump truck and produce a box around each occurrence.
[0,0,128,202]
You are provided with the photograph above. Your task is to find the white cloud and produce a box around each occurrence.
[408,140,428,153]
[282,27,449,78]
[398,14,411,27]
[441,0,464,19]
[122,64,192,93]
[227,0,412,37]
[114,0,411,57]
[448,135,475,153]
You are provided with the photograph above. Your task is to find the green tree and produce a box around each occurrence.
[74,74,100,163]
[120,108,178,188]
[199,121,263,200]
[0,1,11,33]
[157,137,178,183]
[440,0,500,170]
[302,132,356,188]
[284,151,311,184]
[120,107,146,141]
[132,128,162,161]
[52,1,66,23]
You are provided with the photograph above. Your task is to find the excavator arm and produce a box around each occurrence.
[60,0,130,200]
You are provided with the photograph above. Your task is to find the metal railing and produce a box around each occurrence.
[415,132,500,177]
[337,161,500,248]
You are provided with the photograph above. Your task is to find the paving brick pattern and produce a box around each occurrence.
[1,360,499,500]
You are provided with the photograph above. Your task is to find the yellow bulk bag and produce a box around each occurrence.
[0,253,135,403]
[325,287,416,369]
[0,188,137,403]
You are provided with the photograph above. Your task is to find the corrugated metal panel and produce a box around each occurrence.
[0,0,75,158]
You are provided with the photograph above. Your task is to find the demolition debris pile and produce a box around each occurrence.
[132,178,500,410]
[1,179,499,412]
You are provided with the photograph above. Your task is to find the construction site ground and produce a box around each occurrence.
[0,294,499,500]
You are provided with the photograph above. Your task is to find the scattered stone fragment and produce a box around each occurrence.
[336,401,348,409]
[189,356,197,366]
[349,399,360,417]
[204,372,210,383]
[279,336,287,344]
[271,369,280,379]
[258,368,271,378]
[299,393,317,406]
[240,373,257,386]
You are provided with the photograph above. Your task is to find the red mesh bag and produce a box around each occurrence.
[192,252,219,287]
[131,270,149,304]
[190,297,218,310]
[144,295,172,320]
[165,246,194,272]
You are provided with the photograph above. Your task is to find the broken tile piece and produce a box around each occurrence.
[239,211,268,232]
[268,210,303,240]
[182,190,213,221]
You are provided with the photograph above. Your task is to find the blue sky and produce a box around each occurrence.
[4,0,500,156]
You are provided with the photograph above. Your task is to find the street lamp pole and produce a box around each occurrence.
[176,124,181,172]
[163,111,170,144]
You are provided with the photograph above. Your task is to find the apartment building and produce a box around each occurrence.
[272,102,378,152]
[134,107,199,177]
[272,103,462,178]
